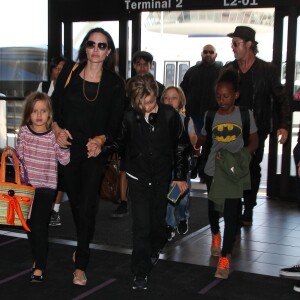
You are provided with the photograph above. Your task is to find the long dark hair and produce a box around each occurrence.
[77,27,116,72]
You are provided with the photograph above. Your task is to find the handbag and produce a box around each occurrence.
[99,154,120,203]
[0,147,35,231]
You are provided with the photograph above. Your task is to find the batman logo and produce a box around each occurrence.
[212,123,242,142]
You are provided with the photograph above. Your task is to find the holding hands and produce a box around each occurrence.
[53,122,106,158]
[86,135,106,158]
[53,123,72,148]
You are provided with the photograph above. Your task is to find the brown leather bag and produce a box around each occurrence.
[99,154,120,203]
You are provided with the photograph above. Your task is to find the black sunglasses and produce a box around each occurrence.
[203,50,215,55]
[86,40,108,50]
[231,41,245,48]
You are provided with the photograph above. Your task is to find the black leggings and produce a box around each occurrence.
[63,153,106,271]
[27,188,55,271]
[206,175,241,256]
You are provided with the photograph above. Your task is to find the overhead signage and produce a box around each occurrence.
[124,0,289,12]
[124,0,183,11]
[223,0,258,6]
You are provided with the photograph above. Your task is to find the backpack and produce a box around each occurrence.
[202,106,250,161]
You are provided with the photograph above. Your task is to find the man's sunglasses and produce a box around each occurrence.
[203,50,215,55]
[86,41,108,50]
[231,41,245,48]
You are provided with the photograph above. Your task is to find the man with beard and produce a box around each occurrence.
[180,44,222,181]
[225,26,290,226]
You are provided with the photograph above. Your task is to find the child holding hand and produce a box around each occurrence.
[16,91,70,282]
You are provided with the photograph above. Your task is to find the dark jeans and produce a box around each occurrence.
[243,131,268,210]
[27,188,55,271]
[128,177,168,276]
[206,176,241,256]
[63,153,106,271]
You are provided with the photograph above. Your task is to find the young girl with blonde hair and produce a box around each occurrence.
[161,86,197,240]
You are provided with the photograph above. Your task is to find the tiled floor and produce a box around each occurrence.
[1,182,300,280]
[162,182,300,277]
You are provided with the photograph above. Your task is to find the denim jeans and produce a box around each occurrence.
[166,172,191,227]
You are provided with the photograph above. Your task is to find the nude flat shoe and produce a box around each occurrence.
[73,271,87,286]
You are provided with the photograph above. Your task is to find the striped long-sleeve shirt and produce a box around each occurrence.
[16,125,70,190]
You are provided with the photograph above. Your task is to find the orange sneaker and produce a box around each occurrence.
[215,256,230,279]
[211,232,221,256]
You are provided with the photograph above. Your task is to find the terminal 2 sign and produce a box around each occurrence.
[124,0,289,12]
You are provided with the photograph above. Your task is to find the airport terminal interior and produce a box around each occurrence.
[0,0,300,299]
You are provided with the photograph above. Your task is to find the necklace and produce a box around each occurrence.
[82,67,101,102]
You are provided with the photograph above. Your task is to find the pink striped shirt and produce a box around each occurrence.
[16,125,70,190]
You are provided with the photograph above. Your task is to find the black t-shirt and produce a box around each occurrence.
[237,69,254,109]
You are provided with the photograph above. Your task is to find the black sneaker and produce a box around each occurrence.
[177,220,188,235]
[294,282,300,292]
[132,275,147,290]
[280,265,300,277]
[49,210,61,226]
[111,202,128,218]
[166,225,175,241]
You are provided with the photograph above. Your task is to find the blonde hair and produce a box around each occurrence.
[160,86,186,113]
[126,73,158,111]
[21,91,53,130]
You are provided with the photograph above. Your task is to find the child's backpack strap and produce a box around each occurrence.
[202,109,217,161]
[183,115,190,135]
[205,109,217,140]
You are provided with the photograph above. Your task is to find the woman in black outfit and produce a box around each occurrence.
[51,27,125,285]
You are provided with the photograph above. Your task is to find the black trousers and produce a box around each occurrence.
[128,177,168,276]
[206,176,240,256]
[27,188,55,271]
[243,131,268,210]
[63,153,106,271]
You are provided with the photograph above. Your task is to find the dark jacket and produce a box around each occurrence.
[226,58,290,133]
[104,103,189,185]
[180,62,222,117]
